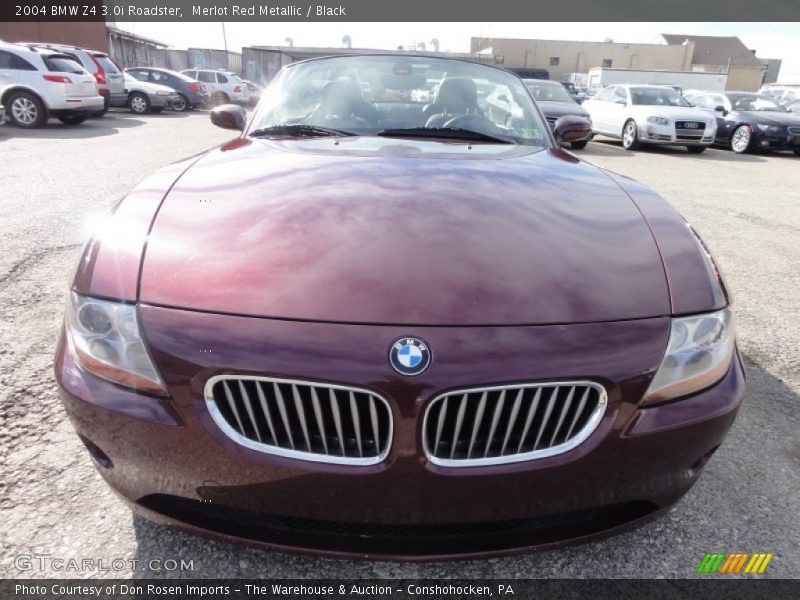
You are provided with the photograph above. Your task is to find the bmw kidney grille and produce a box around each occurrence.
[423,382,606,466]
[205,376,392,465]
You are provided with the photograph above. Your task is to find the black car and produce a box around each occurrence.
[125,67,208,111]
[523,79,592,149]
[689,91,800,155]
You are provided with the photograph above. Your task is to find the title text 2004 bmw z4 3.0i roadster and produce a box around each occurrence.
[55,55,745,560]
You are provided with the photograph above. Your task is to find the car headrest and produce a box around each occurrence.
[434,77,478,112]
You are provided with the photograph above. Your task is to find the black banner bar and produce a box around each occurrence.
[2,580,800,600]
[2,0,800,22]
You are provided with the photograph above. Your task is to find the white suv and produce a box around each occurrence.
[21,43,125,115]
[182,68,250,106]
[0,42,103,127]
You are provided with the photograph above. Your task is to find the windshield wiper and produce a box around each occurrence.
[377,127,515,144]
[249,124,356,138]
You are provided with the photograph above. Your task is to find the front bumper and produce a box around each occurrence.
[55,307,745,559]
[639,121,715,146]
[751,129,800,151]
[149,93,177,108]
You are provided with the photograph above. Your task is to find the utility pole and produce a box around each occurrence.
[221,22,229,70]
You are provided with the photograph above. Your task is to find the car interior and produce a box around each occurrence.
[259,59,548,144]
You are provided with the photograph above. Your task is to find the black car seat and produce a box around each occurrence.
[423,77,481,128]
[311,79,378,127]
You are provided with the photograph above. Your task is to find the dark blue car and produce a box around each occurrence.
[688,90,800,155]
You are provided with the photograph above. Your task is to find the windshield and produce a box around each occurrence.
[730,95,784,112]
[524,81,574,103]
[630,87,690,107]
[248,55,550,146]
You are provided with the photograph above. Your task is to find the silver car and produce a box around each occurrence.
[583,84,717,153]
[112,73,180,114]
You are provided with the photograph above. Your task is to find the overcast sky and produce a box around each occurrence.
[117,22,800,82]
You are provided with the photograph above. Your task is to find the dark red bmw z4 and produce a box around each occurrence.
[55,55,744,559]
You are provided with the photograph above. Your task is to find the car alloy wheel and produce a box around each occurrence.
[731,125,751,154]
[8,92,47,128]
[129,93,150,114]
[171,94,187,112]
[11,96,38,126]
[622,120,640,150]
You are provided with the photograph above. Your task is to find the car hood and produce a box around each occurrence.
[738,110,800,126]
[538,102,590,119]
[139,137,669,325]
[631,105,714,122]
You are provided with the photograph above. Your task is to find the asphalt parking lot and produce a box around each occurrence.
[0,111,798,579]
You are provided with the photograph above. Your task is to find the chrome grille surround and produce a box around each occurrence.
[204,375,392,466]
[422,381,607,467]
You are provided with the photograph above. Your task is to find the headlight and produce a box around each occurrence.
[646,116,670,126]
[65,292,168,396]
[155,90,171,96]
[755,124,782,133]
[644,308,735,404]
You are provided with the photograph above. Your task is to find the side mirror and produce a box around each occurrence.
[210,104,246,131]
[714,105,728,116]
[614,98,627,105]
[553,115,592,146]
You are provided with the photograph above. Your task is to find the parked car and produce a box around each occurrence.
[560,81,582,102]
[56,54,743,559]
[126,67,208,112]
[758,85,800,113]
[0,42,104,127]
[110,72,180,114]
[182,68,249,106]
[687,90,800,155]
[583,84,716,153]
[21,43,124,115]
[243,79,264,106]
[524,79,592,149]
[0,103,4,125]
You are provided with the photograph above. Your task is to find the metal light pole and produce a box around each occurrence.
[221,22,229,70]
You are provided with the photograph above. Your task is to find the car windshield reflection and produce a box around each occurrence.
[247,55,550,146]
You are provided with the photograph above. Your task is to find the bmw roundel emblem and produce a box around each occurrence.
[389,337,431,376]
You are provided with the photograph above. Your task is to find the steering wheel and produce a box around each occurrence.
[442,114,501,134]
